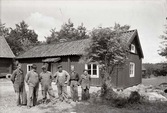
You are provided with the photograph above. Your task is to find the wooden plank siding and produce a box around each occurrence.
[0,58,13,76]
[18,58,44,75]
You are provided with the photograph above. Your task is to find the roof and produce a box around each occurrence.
[17,29,143,59]
[0,35,15,58]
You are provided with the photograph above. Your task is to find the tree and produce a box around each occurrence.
[45,19,89,44]
[159,24,167,57]
[5,21,39,56]
[0,20,9,37]
[81,23,130,99]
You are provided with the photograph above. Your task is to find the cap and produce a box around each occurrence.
[57,65,62,68]
[31,64,37,69]
[41,65,47,69]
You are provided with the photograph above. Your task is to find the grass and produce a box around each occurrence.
[1,77,167,113]
[142,76,167,86]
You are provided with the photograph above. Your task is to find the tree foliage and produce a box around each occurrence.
[143,63,167,77]
[4,21,39,56]
[0,20,9,37]
[159,24,167,57]
[81,23,130,89]
[45,19,89,44]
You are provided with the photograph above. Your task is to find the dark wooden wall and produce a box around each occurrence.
[18,58,44,75]
[0,58,13,76]
[18,52,142,88]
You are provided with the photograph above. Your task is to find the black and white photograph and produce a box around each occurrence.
[0,0,167,113]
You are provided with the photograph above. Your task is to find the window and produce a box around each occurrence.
[85,64,99,78]
[129,62,135,77]
[27,64,33,72]
[131,44,135,53]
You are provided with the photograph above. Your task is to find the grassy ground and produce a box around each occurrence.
[142,76,167,86]
[0,77,167,113]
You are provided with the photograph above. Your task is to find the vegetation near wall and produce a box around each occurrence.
[143,63,167,78]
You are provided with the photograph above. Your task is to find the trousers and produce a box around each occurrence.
[70,81,78,101]
[57,83,68,101]
[27,84,39,107]
[41,85,55,102]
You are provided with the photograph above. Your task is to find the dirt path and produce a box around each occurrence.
[0,78,139,113]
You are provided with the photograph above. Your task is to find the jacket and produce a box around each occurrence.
[79,74,91,89]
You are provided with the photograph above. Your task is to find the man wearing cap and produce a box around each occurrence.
[11,63,27,106]
[54,65,70,103]
[39,65,55,104]
[25,64,39,108]
[69,65,79,102]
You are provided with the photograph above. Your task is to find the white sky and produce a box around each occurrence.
[1,0,167,63]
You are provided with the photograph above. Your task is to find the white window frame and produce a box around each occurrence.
[129,62,135,77]
[85,63,99,78]
[131,44,135,53]
[27,64,33,72]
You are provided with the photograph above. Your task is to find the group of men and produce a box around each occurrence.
[11,63,91,108]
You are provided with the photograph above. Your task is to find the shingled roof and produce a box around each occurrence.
[0,35,15,58]
[17,29,143,59]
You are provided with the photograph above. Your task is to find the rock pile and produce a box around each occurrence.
[113,84,167,102]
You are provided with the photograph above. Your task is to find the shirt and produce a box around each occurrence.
[70,71,79,81]
[40,71,52,86]
[54,70,70,85]
[25,70,39,87]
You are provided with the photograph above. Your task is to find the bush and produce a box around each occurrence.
[113,97,128,108]
[128,91,141,104]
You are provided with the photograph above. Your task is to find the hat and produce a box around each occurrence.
[31,64,37,69]
[41,65,47,69]
[83,69,88,72]
[57,65,62,68]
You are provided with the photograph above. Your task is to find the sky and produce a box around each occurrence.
[1,0,167,63]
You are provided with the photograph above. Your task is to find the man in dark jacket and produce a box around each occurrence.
[79,69,91,100]
[11,63,25,106]
[25,64,39,108]
[70,65,79,102]
[40,65,55,104]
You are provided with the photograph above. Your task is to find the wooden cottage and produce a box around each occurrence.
[0,35,15,77]
[17,30,144,88]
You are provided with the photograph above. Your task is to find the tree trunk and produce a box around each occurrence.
[101,72,116,100]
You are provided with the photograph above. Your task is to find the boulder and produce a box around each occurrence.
[113,84,167,102]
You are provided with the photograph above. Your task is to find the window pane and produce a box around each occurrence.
[88,64,91,70]
[93,70,97,75]
[93,64,96,70]
[88,70,91,75]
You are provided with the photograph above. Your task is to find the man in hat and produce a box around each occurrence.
[11,63,27,106]
[54,65,70,103]
[69,65,79,102]
[39,65,55,104]
[25,64,40,108]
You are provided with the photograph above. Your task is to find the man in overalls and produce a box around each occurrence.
[40,65,55,104]
[54,65,70,103]
[25,64,39,108]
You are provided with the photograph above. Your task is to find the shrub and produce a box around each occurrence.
[128,91,141,104]
[113,97,128,108]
